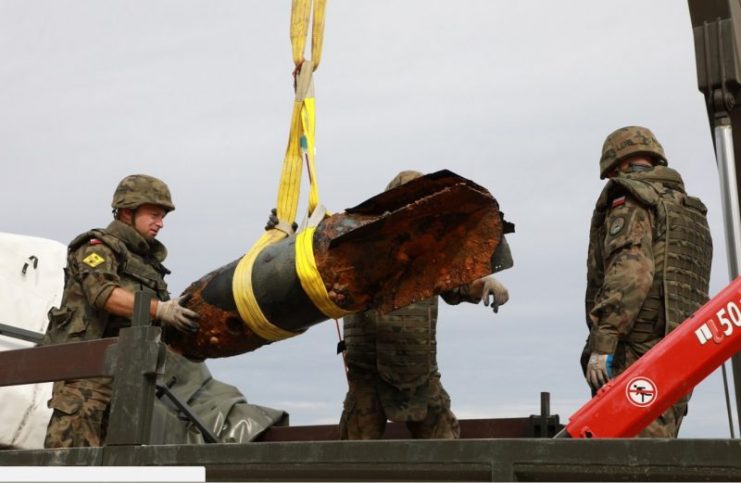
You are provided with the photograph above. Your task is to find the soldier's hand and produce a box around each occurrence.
[264,208,298,233]
[265,208,280,231]
[156,295,200,333]
[480,277,509,313]
[586,352,613,390]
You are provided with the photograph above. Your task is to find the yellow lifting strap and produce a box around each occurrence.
[291,0,326,72]
[233,0,344,342]
[295,207,351,320]
[278,0,325,228]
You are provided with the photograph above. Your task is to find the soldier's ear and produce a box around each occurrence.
[117,208,134,224]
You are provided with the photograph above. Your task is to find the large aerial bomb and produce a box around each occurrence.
[166,170,513,359]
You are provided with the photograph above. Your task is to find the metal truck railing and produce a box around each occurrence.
[0,292,164,446]
[0,291,562,446]
[4,293,741,482]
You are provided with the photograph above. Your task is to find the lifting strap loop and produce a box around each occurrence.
[295,227,350,320]
[231,0,330,342]
[294,205,350,320]
[233,230,298,342]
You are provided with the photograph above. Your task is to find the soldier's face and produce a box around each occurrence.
[607,156,653,178]
[132,204,167,240]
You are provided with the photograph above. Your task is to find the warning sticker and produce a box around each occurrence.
[626,377,657,407]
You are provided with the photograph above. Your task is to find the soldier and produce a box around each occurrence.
[43,174,200,448]
[339,170,510,440]
[583,126,712,437]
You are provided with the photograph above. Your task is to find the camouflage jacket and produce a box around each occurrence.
[44,220,170,344]
[585,166,712,355]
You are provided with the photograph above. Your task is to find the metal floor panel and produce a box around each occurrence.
[3,439,741,482]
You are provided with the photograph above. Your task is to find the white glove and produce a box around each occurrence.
[586,352,613,390]
[156,295,200,333]
[480,277,509,313]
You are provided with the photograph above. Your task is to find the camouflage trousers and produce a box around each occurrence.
[44,377,113,448]
[612,343,689,438]
[339,372,460,440]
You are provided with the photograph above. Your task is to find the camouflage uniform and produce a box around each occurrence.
[43,175,173,448]
[340,287,479,440]
[584,127,712,437]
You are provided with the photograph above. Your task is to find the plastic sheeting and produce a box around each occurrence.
[0,232,66,449]
[152,350,288,444]
[0,232,288,449]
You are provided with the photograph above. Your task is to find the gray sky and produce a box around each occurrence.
[1,1,735,437]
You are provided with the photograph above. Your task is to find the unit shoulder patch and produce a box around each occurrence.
[82,252,106,268]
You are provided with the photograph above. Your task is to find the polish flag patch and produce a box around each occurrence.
[611,196,626,208]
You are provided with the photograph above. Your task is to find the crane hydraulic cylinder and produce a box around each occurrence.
[167,170,511,360]
[561,276,741,438]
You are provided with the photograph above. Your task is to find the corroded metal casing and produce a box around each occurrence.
[166,170,507,359]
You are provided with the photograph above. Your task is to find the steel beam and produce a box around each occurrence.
[0,338,116,386]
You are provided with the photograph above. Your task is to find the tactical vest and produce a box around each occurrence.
[44,225,170,344]
[344,297,438,391]
[586,167,712,351]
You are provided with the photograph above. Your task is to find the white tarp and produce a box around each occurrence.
[0,232,286,448]
[0,232,66,449]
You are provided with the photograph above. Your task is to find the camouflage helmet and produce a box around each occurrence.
[385,170,423,191]
[599,126,667,179]
[111,174,175,212]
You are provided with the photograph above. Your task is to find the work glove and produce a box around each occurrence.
[586,352,613,391]
[480,277,509,313]
[155,295,200,333]
[264,208,298,233]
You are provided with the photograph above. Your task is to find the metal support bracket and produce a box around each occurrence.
[105,292,166,447]
[527,392,561,438]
